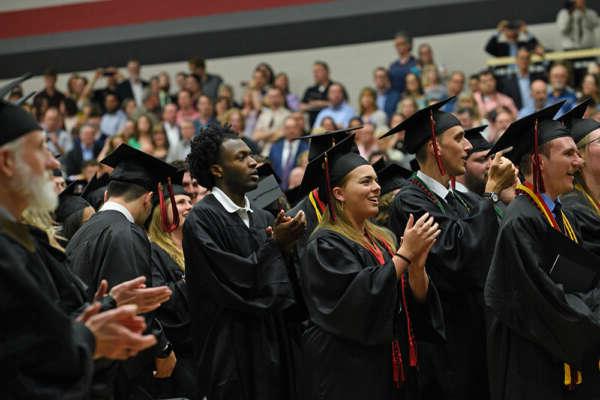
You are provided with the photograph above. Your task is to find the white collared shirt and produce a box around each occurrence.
[281,139,300,169]
[100,200,135,224]
[211,187,253,228]
[416,170,451,202]
[454,181,470,194]
[130,79,144,107]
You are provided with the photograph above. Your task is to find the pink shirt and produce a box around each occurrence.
[176,109,200,125]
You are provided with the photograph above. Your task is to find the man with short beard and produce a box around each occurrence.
[0,84,157,398]
[382,97,516,399]
[455,125,493,197]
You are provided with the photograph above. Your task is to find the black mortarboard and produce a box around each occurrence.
[373,158,412,195]
[55,180,90,223]
[257,162,281,183]
[82,173,110,210]
[487,101,568,192]
[301,133,368,219]
[295,126,362,162]
[0,73,41,146]
[284,185,303,207]
[102,144,180,232]
[247,175,284,209]
[379,97,461,176]
[557,98,600,145]
[464,125,491,154]
[15,91,37,106]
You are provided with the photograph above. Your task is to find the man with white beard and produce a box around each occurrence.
[0,86,158,398]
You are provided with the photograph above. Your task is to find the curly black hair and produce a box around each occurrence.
[186,123,238,189]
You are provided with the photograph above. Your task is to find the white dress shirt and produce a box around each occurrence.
[100,200,135,224]
[211,187,253,228]
[416,170,451,202]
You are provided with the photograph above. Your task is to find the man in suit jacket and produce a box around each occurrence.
[116,59,148,107]
[62,123,103,178]
[485,20,540,57]
[268,115,309,190]
[499,47,546,110]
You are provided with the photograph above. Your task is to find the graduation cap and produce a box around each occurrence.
[295,126,362,162]
[557,97,600,145]
[487,100,568,193]
[379,97,461,176]
[55,180,90,223]
[301,132,368,220]
[82,173,110,210]
[284,185,303,207]
[246,162,284,209]
[15,91,37,106]
[101,144,180,232]
[464,125,491,154]
[373,158,412,195]
[257,162,281,183]
[0,73,41,146]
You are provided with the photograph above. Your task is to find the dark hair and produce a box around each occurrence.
[394,31,413,46]
[171,160,188,171]
[44,68,57,77]
[188,57,206,69]
[518,143,552,176]
[82,160,99,169]
[478,69,496,79]
[314,61,330,72]
[456,107,475,118]
[107,180,148,202]
[186,124,239,189]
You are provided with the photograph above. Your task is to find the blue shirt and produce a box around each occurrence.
[547,89,577,117]
[518,100,549,118]
[80,143,94,162]
[388,56,417,94]
[313,102,356,129]
[99,110,127,137]
[517,73,534,111]
[541,192,561,221]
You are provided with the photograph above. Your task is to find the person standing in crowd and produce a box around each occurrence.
[374,66,402,120]
[402,72,427,109]
[548,63,578,116]
[268,115,309,190]
[253,87,291,152]
[188,57,223,101]
[389,31,418,94]
[183,124,307,399]
[274,72,301,112]
[556,0,599,50]
[61,123,103,177]
[66,145,178,399]
[176,89,200,125]
[358,87,388,127]
[485,101,600,400]
[485,19,541,57]
[299,133,444,399]
[42,106,72,155]
[87,67,121,113]
[313,83,355,130]
[194,94,217,132]
[117,59,148,107]
[0,87,158,398]
[559,99,600,256]
[301,61,333,127]
[162,103,181,153]
[169,119,195,163]
[34,68,66,109]
[383,98,516,400]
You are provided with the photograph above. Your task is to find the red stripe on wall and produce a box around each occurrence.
[0,0,330,39]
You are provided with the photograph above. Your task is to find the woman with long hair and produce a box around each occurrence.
[579,73,600,107]
[151,124,170,161]
[359,87,388,128]
[131,114,154,154]
[148,184,198,398]
[274,72,301,111]
[300,139,443,399]
[402,72,427,109]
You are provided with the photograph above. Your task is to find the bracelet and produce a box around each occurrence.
[394,253,412,265]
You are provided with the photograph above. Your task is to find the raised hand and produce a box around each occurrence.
[109,276,172,314]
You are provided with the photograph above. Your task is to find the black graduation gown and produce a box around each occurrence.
[149,243,198,399]
[286,193,322,249]
[485,195,600,400]
[561,188,600,257]
[182,194,297,400]
[0,215,95,399]
[66,210,160,400]
[389,183,499,400]
[300,229,445,400]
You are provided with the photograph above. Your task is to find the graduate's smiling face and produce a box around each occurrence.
[332,164,381,220]
[214,138,259,194]
[540,137,583,197]
[168,194,193,225]
[438,125,471,176]
[580,128,600,177]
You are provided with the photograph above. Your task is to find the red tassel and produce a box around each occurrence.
[429,111,447,177]
[324,154,336,222]
[392,339,405,388]
[532,118,545,194]
[158,178,180,233]
[401,275,418,367]
[450,176,456,191]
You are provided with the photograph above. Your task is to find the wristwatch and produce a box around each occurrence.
[483,192,499,203]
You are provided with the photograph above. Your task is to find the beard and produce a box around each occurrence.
[464,171,487,195]
[10,156,58,213]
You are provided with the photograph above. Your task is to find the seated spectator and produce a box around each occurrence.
[440,71,466,112]
[416,43,446,79]
[300,61,333,126]
[247,68,269,105]
[169,119,195,162]
[402,72,427,109]
[468,73,480,94]
[388,113,414,168]
[130,114,154,154]
[97,133,126,160]
[291,111,308,135]
[215,96,233,125]
[358,87,388,128]
[60,97,79,134]
[256,62,276,86]
[34,68,66,109]
[131,90,161,122]
[66,73,89,110]
[194,94,218,132]
[253,87,291,151]
[456,107,477,129]
[99,92,127,137]
[373,66,401,120]
[185,73,202,103]
[388,31,418,94]
[116,58,148,106]
[474,69,518,118]
[122,98,138,119]
[176,89,200,125]
[485,19,541,57]
[313,83,355,129]
[218,83,241,108]
[457,93,489,126]
[274,72,301,111]
[152,125,170,161]
[42,107,72,155]
[241,89,260,138]
[556,0,599,50]
[422,64,448,101]
[268,116,309,189]
[579,73,600,108]
[319,116,339,132]
[162,103,180,150]
[499,47,546,111]
[157,71,173,106]
[355,122,379,160]
[547,63,578,115]
[188,57,223,101]
[488,107,515,141]
[223,108,260,154]
[81,160,100,183]
[396,96,418,118]
[61,123,103,177]
[175,71,188,92]
[518,79,550,118]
